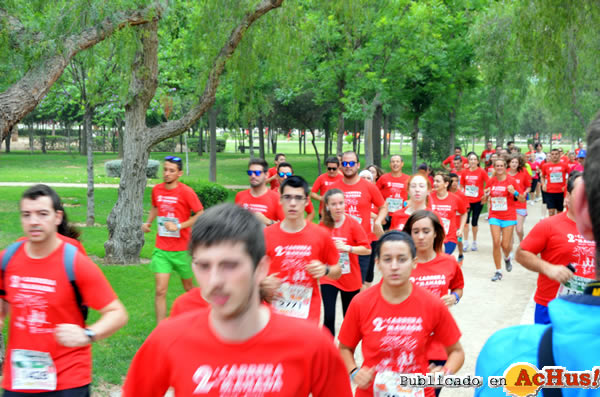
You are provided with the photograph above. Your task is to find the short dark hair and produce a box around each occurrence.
[165,156,183,171]
[277,161,293,173]
[550,148,559,153]
[274,153,286,162]
[374,231,416,259]
[507,141,514,146]
[280,175,309,197]
[403,210,445,254]
[454,146,462,152]
[21,184,80,240]
[567,171,582,194]
[248,158,268,172]
[342,151,359,162]
[190,203,265,268]
[325,156,339,166]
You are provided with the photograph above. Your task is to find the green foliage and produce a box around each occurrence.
[180,179,229,209]
[105,159,160,178]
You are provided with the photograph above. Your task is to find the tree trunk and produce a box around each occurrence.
[67,124,72,153]
[85,107,95,227]
[80,122,87,155]
[258,117,265,160]
[412,115,420,174]
[309,129,322,175]
[335,79,346,155]
[198,126,204,156]
[28,122,34,153]
[209,107,218,182]
[363,117,373,165]
[383,114,389,158]
[448,108,456,156]
[117,119,124,159]
[4,129,12,153]
[372,103,383,167]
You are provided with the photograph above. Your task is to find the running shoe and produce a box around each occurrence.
[471,241,478,251]
[463,241,470,251]
[505,257,513,272]
[491,271,502,281]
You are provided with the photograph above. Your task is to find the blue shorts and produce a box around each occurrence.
[534,303,551,324]
[444,242,457,255]
[488,218,517,228]
[516,209,527,217]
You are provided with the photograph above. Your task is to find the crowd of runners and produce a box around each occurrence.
[0,125,598,396]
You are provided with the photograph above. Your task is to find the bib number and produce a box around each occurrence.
[491,197,507,211]
[374,372,425,397]
[349,214,363,225]
[157,216,180,238]
[11,350,57,391]
[550,172,563,184]
[557,274,588,297]
[273,282,312,319]
[441,218,451,234]
[339,252,351,275]
[387,198,403,213]
[465,185,479,198]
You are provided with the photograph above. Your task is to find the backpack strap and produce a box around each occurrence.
[63,243,88,321]
[1,241,25,296]
[538,326,563,397]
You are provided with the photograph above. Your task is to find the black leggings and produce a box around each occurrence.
[4,386,90,397]
[467,201,484,227]
[321,284,360,337]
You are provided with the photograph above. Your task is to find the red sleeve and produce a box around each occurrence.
[311,175,323,193]
[524,172,532,189]
[482,168,490,185]
[442,155,452,166]
[234,191,243,204]
[449,262,465,290]
[338,297,362,349]
[460,172,466,188]
[519,219,551,255]
[310,328,354,397]
[151,186,158,207]
[352,220,370,248]
[432,300,461,347]
[368,182,385,208]
[322,228,340,266]
[306,199,314,214]
[73,240,87,256]
[276,203,284,221]
[455,194,467,215]
[74,253,118,310]
[186,186,203,213]
[376,176,385,192]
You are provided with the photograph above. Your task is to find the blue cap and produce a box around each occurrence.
[577,149,586,158]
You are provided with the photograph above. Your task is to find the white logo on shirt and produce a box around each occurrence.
[192,363,284,394]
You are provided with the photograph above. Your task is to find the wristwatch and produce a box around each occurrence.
[84,328,96,342]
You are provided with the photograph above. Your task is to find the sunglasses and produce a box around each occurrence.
[327,167,338,171]
[279,172,293,178]
[342,161,356,167]
[247,170,263,176]
[165,156,182,162]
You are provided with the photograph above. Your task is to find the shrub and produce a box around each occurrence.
[105,159,160,179]
[180,179,229,208]
[186,138,226,152]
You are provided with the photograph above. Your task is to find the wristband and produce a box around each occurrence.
[451,292,460,304]
[350,367,359,382]
[513,191,519,198]
[177,223,182,230]
[324,266,330,276]
[84,328,96,342]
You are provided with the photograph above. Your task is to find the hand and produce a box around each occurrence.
[373,222,384,238]
[428,362,445,374]
[543,264,574,284]
[441,294,457,307]
[259,273,282,303]
[55,324,90,347]
[164,221,178,232]
[141,223,151,233]
[456,229,462,238]
[305,260,327,279]
[542,183,547,192]
[507,185,515,194]
[354,367,376,389]
[334,240,350,252]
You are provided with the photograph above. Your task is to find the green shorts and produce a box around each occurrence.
[150,248,193,279]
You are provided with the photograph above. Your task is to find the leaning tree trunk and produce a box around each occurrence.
[84,107,95,226]
[309,128,322,175]
[411,115,420,174]
[372,103,383,167]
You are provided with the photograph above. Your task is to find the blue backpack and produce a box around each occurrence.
[1,241,89,320]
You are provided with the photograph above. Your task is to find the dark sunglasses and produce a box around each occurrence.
[327,167,338,171]
[342,161,356,167]
[165,156,182,162]
[247,170,263,176]
[279,172,293,178]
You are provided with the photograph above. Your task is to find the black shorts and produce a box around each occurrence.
[545,192,564,211]
[466,201,484,227]
[531,178,539,193]
[4,385,89,397]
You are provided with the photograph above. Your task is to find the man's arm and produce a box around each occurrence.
[515,246,573,283]
[181,210,203,229]
[141,206,158,233]
[374,205,388,237]
[310,191,323,202]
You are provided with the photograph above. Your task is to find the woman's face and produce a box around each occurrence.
[410,217,436,252]
[326,193,345,221]
[468,155,479,168]
[376,240,416,287]
[408,175,429,203]
[367,167,378,182]
[433,175,446,192]
[494,160,506,175]
[509,158,519,171]
[489,154,498,165]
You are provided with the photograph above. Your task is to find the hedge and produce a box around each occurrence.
[180,179,229,208]
[105,159,160,179]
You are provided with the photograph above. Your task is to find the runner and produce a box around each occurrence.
[320,189,371,336]
[366,164,384,182]
[574,140,584,156]
[390,174,431,231]
[484,157,523,281]
[142,155,204,323]
[276,162,315,223]
[429,173,467,255]
[376,155,410,221]
[266,153,286,191]
[122,203,353,396]
[515,171,595,324]
[448,172,469,264]
[404,210,465,396]
[534,142,546,164]
[442,147,467,171]
[1,184,128,395]
[526,152,541,203]
[310,156,343,217]
[485,153,497,178]
[264,176,341,323]
[507,154,532,243]
[540,148,570,217]
[480,141,496,164]
[460,152,489,253]
[235,158,282,226]
[566,150,578,172]
[574,149,586,172]
[338,231,464,397]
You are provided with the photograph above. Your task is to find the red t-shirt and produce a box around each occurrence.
[331,179,385,237]
[264,223,339,323]
[321,216,370,292]
[389,205,432,231]
[311,173,343,214]
[235,189,282,222]
[481,149,495,163]
[508,170,531,210]
[338,283,461,397]
[528,161,540,179]
[442,155,468,168]
[376,173,410,214]
[519,212,596,306]
[410,254,464,360]
[452,189,469,227]
[460,168,489,203]
[268,166,279,191]
[170,288,209,317]
[540,162,569,193]
[151,182,203,252]
[17,234,87,256]
[429,192,467,244]
[485,166,494,179]
[487,176,520,221]
[567,161,578,173]
[0,243,117,392]
[122,308,353,397]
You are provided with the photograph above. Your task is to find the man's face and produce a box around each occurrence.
[248,164,266,188]
[487,142,493,150]
[163,161,182,184]
[551,150,560,162]
[326,162,339,177]
[390,156,403,172]
[537,145,543,152]
[276,156,286,165]
[192,242,265,320]
[280,185,307,221]
[454,159,462,170]
[277,166,293,184]
[341,153,359,178]
[454,149,462,156]
[21,196,62,243]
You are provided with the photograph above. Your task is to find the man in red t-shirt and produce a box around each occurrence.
[276,162,315,222]
[123,204,352,396]
[540,148,570,216]
[442,147,467,171]
[376,154,410,217]
[480,141,495,164]
[235,158,282,226]
[574,141,584,156]
[266,153,286,191]
[310,156,343,217]
[1,185,127,394]
[142,156,204,323]
[264,176,341,323]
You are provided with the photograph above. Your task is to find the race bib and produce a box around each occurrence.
[557,274,589,297]
[339,252,351,275]
[491,197,507,211]
[465,185,479,198]
[387,198,403,213]
[374,371,425,397]
[11,350,57,391]
[550,172,563,184]
[441,218,451,234]
[157,216,180,238]
[273,282,312,319]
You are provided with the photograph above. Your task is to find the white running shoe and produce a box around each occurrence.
[471,241,478,251]
[463,241,470,251]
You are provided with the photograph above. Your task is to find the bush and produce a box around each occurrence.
[180,179,229,208]
[186,138,226,152]
[105,159,160,179]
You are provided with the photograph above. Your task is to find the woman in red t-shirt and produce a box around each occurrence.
[484,157,524,281]
[485,153,498,178]
[390,174,431,231]
[430,173,467,255]
[338,231,464,397]
[449,173,469,265]
[461,152,489,253]
[320,188,372,337]
[507,154,532,244]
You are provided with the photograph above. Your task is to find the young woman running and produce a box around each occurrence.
[390,174,431,231]
[448,173,469,264]
[460,152,489,252]
[338,231,464,397]
[485,153,498,178]
[507,154,531,243]
[484,157,524,281]
[429,173,467,255]
[404,210,464,396]
[320,189,371,336]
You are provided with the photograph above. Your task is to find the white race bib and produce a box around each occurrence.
[550,172,563,184]
[387,198,404,213]
[441,218,451,234]
[273,282,312,319]
[11,350,57,391]
[157,216,180,238]
[491,197,508,211]
[373,371,425,397]
[465,185,479,198]
[557,274,589,297]
[339,252,351,274]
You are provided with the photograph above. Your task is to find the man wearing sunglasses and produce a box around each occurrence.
[142,155,204,323]
[235,158,283,226]
[310,156,343,218]
[276,162,315,223]
[266,153,287,191]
